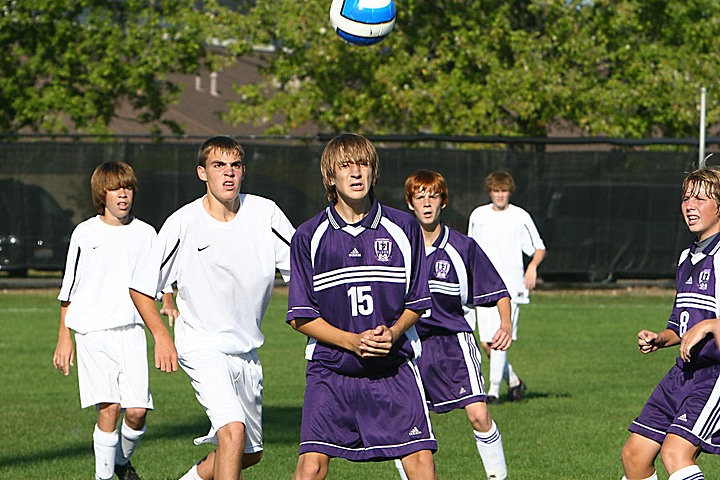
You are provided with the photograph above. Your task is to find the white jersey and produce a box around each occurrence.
[467,203,545,303]
[58,216,158,334]
[131,194,294,356]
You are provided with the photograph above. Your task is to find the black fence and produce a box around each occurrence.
[0,138,709,280]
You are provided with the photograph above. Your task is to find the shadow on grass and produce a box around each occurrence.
[0,406,303,469]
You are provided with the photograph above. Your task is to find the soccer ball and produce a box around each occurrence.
[329,0,396,46]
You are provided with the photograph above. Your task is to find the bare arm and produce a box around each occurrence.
[159,292,179,326]
[491,297,512,351]
[52,301,74,376]
[679,319,720,362]
[130,289,178,372]
[289,308,422,358]
[524,248,546,290]
[638,328,680,354]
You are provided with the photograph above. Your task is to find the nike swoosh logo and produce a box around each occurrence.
[92,245,100,249]
[197,245,210,251]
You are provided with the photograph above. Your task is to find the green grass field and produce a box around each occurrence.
[2,287,719,479]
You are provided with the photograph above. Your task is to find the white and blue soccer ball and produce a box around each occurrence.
[329,0,396,46]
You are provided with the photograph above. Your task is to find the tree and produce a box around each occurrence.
[226,0,720,139]
[0,0,250,136]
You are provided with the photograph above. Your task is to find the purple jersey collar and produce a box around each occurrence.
[326,198,383,230]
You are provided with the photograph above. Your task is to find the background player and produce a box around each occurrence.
[286,133,437,480]
[53,162,176,480]
[621,166,720,480]
[129,136,295,480]
[398,169,511,480]
[467,171,546,402]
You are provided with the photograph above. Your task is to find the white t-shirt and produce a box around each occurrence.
[131,194,294,356]
[467,203,545,303]
[58,216,159,334]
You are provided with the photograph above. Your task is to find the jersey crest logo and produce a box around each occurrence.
[408,426,422,437]
[698,269,711,291]
[374,238,393,262]
[434,260,451,279]
[348,248,362,258]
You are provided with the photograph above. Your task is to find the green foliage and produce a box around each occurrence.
[3,288,720,478]
[227,0,720,138]
[0,0,250,136]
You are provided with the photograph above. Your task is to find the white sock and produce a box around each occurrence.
[488,349,506,397]
[506,362,520,388]
[93,424,118,480]
[669,465,703,480]
[115,419,145,466]
[621,473,658,480]
[179,464,203,480]
[394,459,409,480]
[474,421,507,480]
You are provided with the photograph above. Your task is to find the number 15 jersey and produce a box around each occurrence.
[287,199,431,377]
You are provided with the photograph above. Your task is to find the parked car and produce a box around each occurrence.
[0,179,74,277]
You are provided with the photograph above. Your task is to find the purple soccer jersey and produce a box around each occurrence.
[668,237,720,367]
[417,225,509,338]
[415,225,509,412]
[629,235,720,453]
[287,199,431,375]
[287,199,437,460]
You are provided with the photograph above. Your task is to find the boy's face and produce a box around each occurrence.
[104,186,133,220]
[333,160,373,206]
[682,182,720,241]
[197,149,245,204]
[489,187,511,211]
[408,190,444,230]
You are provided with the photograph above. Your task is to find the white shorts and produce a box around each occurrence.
[179,349,263,453]
[475,302,520,343]
[75,324,153,410]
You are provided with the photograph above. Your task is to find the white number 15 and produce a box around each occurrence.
[347,285,374,316]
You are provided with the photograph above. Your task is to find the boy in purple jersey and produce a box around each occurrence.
[397,169,511,480]
[621,166,720,480]
[287,134,437,480]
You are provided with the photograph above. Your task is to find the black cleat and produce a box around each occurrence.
[486,395,499,404]
[507,379,527,402]
[115,461,141,480]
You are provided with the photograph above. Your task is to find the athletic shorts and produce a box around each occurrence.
[476,302,519,343]
[629,362,720,454]
[75,324,153,410]
[299,359,437,461]
[180,349,263,453]
[417,332,487,413]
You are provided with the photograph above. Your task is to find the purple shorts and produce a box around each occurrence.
[417,331,487,413]
[299,359,437,461]
[629,362,720,454]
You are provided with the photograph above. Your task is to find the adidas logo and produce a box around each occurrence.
[678,413,688,422]
[408,426,422,437]
[348,248,362,258]
[686,276,693,285]
[459,387,466,395]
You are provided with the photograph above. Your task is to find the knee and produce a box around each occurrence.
[217,422,247,452]
[659,438,698,473]
[97,403,122,424]
[123,408,147,429]
[293,454,328,480]
[467,407,493,432]
[242,451,262,469]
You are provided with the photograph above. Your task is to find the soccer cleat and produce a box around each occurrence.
[507,379,527,401]
[486,395,499,404]
[115,461,141,480]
